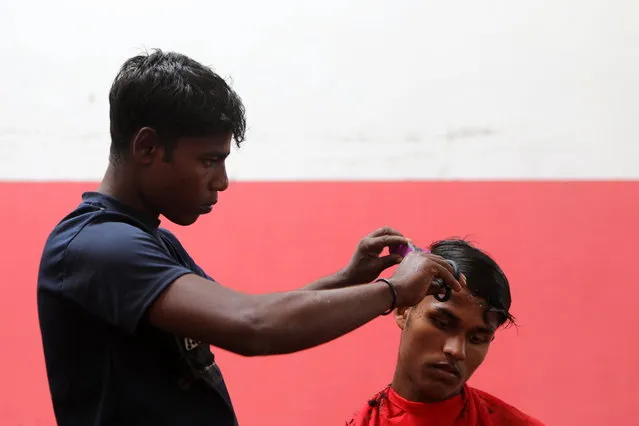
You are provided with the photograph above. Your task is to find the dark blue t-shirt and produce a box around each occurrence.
[37,192,238,425]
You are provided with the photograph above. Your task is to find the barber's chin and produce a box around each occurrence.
[198,205,213,214]
[165,212,200,227]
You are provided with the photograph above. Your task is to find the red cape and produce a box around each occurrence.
[346,384,545,426]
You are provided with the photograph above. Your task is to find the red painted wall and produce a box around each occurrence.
[1,181,637,425]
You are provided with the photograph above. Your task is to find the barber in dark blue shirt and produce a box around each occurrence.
[36,49,464,426]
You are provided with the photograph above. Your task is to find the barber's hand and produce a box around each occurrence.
[389,251,466,307]
[339,227,409,285]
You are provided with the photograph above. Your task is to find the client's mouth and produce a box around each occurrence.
[427,362,461,381]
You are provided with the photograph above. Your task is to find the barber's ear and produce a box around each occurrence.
[131,127,162,164]
[394,306,411,330]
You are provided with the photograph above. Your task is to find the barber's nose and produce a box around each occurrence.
[443,335,466,361]
[216,174,229,192]
[211,167,229,192]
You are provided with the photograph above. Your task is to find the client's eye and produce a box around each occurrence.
[468,334,491,345]
[430,316,450,330]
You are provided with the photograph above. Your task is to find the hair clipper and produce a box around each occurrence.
[389,242,459,302]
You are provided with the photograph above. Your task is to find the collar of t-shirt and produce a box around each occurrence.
[82,191,161,229]
[386,386,466,424]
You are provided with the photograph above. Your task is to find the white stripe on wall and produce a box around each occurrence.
[1,0,638,181]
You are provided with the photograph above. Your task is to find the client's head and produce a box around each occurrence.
[392,239,515,402]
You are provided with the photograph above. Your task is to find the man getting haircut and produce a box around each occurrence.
[346,239,545,426]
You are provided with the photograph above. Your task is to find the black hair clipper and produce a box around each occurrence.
[389,242,460,302]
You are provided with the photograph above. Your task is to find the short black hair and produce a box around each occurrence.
[108,49,246,161]
[430,239,516,328]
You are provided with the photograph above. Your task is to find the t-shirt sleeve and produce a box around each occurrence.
[61,220,194,334]
[157,228,214,281]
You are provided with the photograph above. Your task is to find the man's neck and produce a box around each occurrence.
[97,164,159,221]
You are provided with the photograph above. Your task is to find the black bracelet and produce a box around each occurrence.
[376,278,397,315]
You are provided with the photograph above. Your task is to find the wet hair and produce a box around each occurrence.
[108,49,246,162]
[430,239,516,328]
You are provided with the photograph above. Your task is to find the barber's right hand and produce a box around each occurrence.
[389,251,465,307]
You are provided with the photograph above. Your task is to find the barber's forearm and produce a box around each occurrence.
[246,281,391,355]
[301,269,352,291]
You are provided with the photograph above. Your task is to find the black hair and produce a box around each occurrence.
[108,49,246,162]
[430,239,516,328]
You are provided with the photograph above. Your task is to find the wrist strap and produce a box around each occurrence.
[376,278,397,315]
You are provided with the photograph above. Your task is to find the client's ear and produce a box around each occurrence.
[395,306,411,330]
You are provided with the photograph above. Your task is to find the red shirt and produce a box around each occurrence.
[346,385,545,426]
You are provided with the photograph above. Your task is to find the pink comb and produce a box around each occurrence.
[389,242,428,257]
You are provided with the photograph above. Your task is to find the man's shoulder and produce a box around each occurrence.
[39,198,166,286]
[45,194,151,247]
[470,386,546,425]
[48,208,155,257]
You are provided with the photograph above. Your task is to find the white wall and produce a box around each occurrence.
[1,0,637,181]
